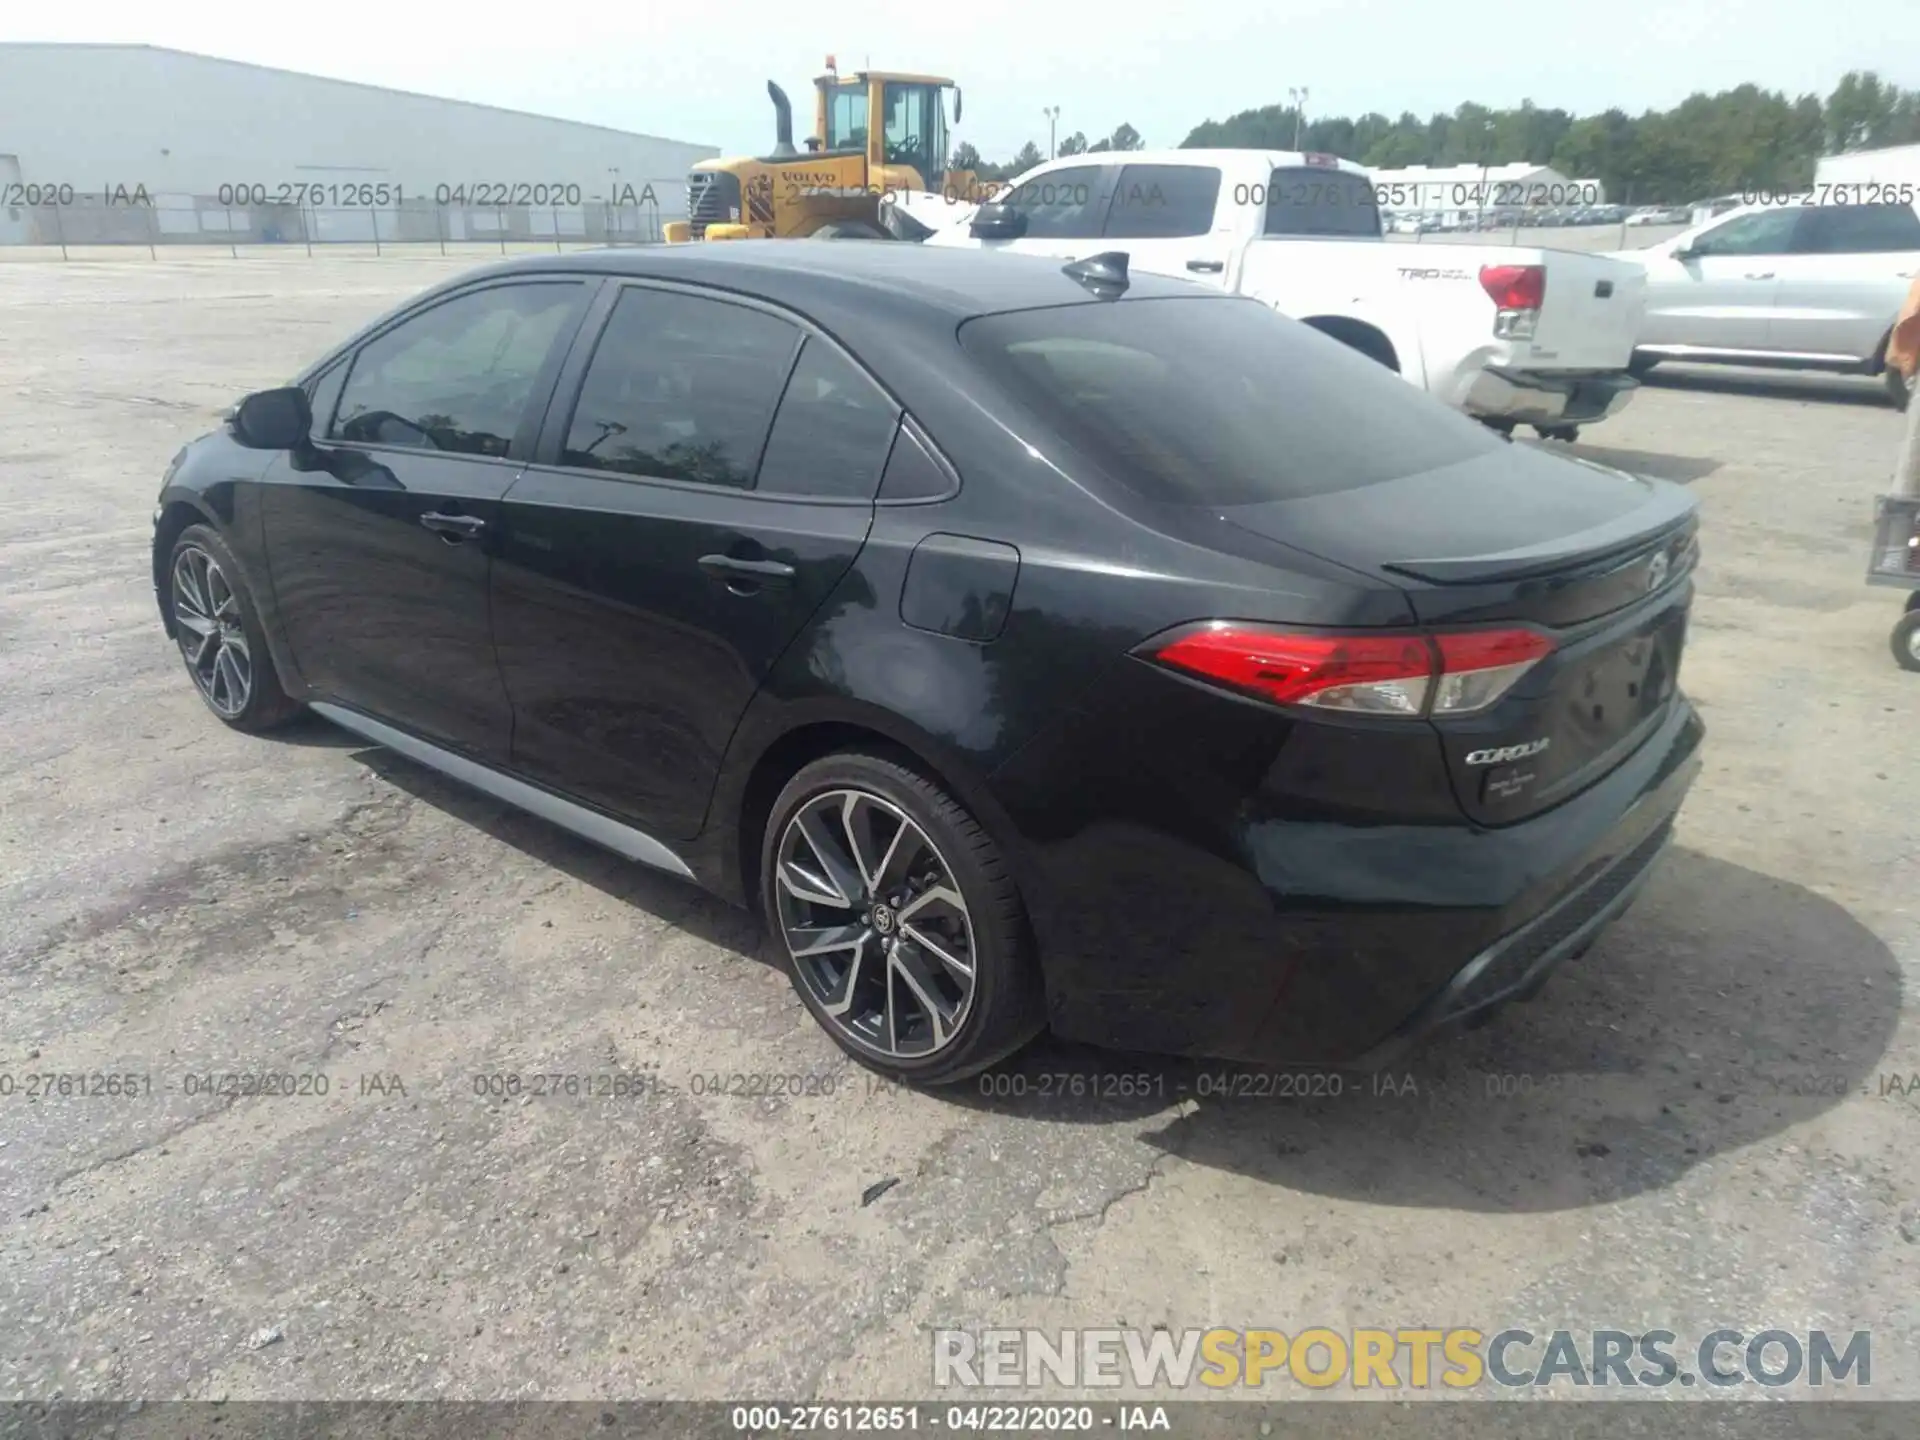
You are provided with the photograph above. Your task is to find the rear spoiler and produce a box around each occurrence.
[1383,475,1697,585]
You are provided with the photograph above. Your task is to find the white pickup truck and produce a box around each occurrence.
[915,149,1648,438]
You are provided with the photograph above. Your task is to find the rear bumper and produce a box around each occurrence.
[1022,695,1704,1067]
[1463,367,1639,426]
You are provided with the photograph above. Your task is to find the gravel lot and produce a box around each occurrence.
[1,253,1916,1409]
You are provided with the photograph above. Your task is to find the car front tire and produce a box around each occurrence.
[168,523,301,732]
[760,751,1045,1086]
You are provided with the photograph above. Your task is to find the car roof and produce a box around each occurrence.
[1028,147,1367,174]
[459,240,1209,323]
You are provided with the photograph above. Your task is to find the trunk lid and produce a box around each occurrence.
[1220,443,1698,823]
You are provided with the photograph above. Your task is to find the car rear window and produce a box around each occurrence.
[1262,168,1382,238]
[958,296,1503,506]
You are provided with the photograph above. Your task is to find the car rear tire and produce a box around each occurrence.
[1885,365,1915,412]
[760,751,1045,1086]
[1627,353,1661,380]
[168,523,301,732]
[1892,610,1920,672]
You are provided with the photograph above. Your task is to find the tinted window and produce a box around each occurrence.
[1263,168,1382,237]
[560,288,801,489]
[959,297,1504,506]
[877,422,955,502]
[332,283,581,456]
[1103,164,1220,239]
[1795,203,1920,254]
[756,339,900,499]
[1690,208,1798,257]
[1002,166,1106,239]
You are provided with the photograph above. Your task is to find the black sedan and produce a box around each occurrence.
[153,241,1703,1084]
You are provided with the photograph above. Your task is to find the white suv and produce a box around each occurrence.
[1616,199,1920,406]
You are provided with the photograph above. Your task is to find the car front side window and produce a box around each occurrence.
[559,287,802,489]
[1003,165,1107,240]
[1688,209,1800,258]
[331,283,582,458]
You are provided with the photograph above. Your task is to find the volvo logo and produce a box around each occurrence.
[1465,738,1551,766]
[1646,551,1670,592]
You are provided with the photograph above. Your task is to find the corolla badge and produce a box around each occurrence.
[1465,738,1551,766]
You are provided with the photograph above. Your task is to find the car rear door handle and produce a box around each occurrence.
[420,511,486,541]
[1743,271,1775,280]
[699,553,797,588]
[1186,259,1225,273]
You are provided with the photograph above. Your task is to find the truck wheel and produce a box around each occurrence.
[1893,611,1920,672]
[1534,424,1580,442]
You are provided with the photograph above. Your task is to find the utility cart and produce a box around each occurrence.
[1870,493,1920,671]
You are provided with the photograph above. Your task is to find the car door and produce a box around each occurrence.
[973,162,1114,262]
[1097,161,1234,285]
[1635,207,1798,352]
[490,282,897,841]
[260,278,592,761]
[1768,203,1920,361]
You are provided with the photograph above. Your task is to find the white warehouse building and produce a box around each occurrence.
[0,44,718,246]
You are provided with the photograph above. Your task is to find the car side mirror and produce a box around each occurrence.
[969,203,1028,240]
[1671,244,1699,261]
[230,386,313,450]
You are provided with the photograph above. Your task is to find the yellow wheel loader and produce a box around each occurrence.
[663,59,979,243]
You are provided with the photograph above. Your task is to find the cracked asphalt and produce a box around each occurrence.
[1,251,1917,1408]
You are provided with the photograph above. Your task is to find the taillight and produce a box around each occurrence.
[1144,623,1552,717]
[1479,263,1545,340]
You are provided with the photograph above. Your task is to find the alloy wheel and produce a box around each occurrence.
[774,788,977,1060]
[172,545,253,718]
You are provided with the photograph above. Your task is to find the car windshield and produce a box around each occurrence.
[958,296,1504,505]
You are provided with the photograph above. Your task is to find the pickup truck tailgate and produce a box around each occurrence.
[1527,250,1646,370]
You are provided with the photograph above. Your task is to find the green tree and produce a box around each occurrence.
[1007,140,1045,175]
[1107,123,1145,151]
[950,141,982,173]
[1058,131,1090,156]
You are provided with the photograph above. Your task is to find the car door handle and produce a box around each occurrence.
[1743,271,1775,280]
[699,553,797,587]
[1186,259,1224,273]
[419,511,486,541]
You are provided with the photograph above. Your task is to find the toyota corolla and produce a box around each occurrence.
[153,241,1703,1085]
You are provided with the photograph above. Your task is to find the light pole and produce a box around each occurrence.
[1288,87,1309,150]
[1043,106,1060,159]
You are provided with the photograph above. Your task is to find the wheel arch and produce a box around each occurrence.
[152,494,223,636]
[709,701,1026,912]
[1299,314,1402,374]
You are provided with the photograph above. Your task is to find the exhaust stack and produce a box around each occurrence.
[767,81,797,158]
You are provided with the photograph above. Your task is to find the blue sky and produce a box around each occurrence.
[13,0,1918,159]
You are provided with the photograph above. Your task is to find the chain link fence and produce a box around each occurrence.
[3,191,680,257]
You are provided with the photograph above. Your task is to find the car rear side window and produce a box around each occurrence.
[1103,164,1220,239]
[1794,203,1920,254]
[959,297,1505,506]
[1262,167,1382,237]
[332,282,583,457]
[755,338,901,500]
[560,288,802,489]
[1001,166,1106,239]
